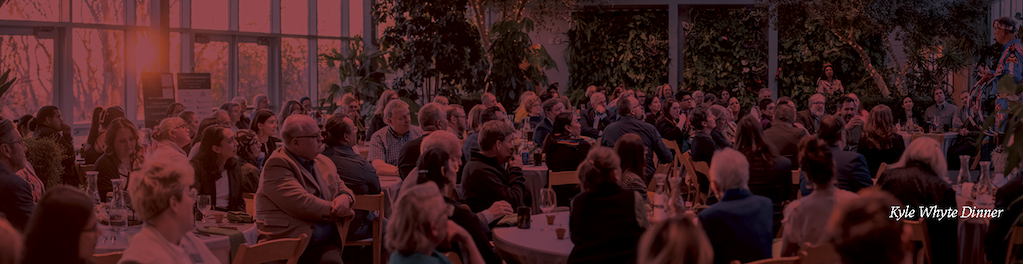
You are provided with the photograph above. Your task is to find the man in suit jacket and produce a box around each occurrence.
[698,148,773,264]
[796,94,826,135]
[257,115,355,264]
[799,115,873,196]
[0,118,32,231]
[532,98,566,145]
[763,103,807,168]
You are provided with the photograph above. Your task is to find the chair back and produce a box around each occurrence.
[1005,223,1023,263]
[243,192,256,217]
[231,234,309,264]
[801,242,839,264]
[679,151,706,204]
[905,220,932,264]
[548,170,580,187]
[345,194,386,264]
[92,251,123,264]
[662,139,682,167]
[876,163,888,179]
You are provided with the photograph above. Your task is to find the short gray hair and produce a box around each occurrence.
[232,96,247,105]
[383,99,409,121]
[129,158,195,221]
[709,148,749,191]
[417,103,447,130]
[421,130,460,157]
[891,137,947,176]
[281,114,315,143]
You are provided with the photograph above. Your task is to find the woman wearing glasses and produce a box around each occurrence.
[95,117,144,202]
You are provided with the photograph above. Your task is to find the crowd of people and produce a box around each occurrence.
[0,16,1020,264]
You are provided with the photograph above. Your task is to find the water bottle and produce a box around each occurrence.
[521,142,532,166]
[974,162,995,209]
[652,174,667,221]
[956,155,971,195]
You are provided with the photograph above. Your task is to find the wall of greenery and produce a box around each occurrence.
[681,7,768,111]
[565,10,670,104]
[488,18,558,109]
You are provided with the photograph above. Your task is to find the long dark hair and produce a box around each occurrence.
[542,112,575,153]
[735,115,777,166]
[614,133,646,180]
[193,125,237,178]
[416,148,454,191]
[189,117,221,151]
[28,105,59,131]
[249,109,276,134]
[22,186,96,264]
[234,129,259,162]
[660,98,678,121]
[102,106,125,129]
[86,106,105,148]
[798,137,835,187]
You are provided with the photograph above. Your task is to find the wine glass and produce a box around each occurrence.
[197,195,212,223]
[539,188,557,231]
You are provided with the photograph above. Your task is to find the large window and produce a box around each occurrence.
[192,0,227,30]
[318,39,341,99]
[72,29,125,123]
[0,35,53,119]
[282,38,308,103]
[238,42,267,107]
[240,0,270,33]
[0,0,59,22]
[74,0,125,25]
[195,41,229,107]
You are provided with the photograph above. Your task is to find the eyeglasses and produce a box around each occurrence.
[295,134,323,141]
[1,139,24,146]
[811,102,826,106]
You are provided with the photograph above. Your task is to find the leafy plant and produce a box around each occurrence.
[320,35,392,116]
[488,18,557,109]
[565,10,670,103]
[25,136,68,189]
[0,69,18,116]
[682,7,768,111]
[975,76,1023,175]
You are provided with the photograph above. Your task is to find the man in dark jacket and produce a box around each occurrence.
[0,118,33,231]
[321,114,381,242]
[461,120,532,214]
[580,92,613,137]
[764,103,806,167]
[532,98,566,145]
[600,95,673,178]
[796,94,826,135]
[799,115,872,196]
[397,103,447,178]
[698,148,773,264]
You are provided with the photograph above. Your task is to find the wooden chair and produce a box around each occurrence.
[92,252,123,264]
[548,170,580,187]
[346,194,386,264]
[76,162,95,186]
[1005,223,1023,264]
[876,163,888,179]
[231,234,309,264]
[801,242,839,264]
[662,138,682,168]
[680,151,708,205]
[242,192,256,217]
[445,251,463,264]
[905,220,932,264]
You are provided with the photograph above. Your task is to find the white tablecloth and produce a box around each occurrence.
[897,132,958,155]
[95,221,258,264]
[521,165,549,214]
[380,176,401,216]
[493,211,573,264]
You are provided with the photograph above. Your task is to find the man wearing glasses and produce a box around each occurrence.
[796,94,827,135]
[0,118,32,231]
[599,95,673,179]
[256,114,355,264]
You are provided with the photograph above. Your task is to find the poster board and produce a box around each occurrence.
[141,72,176,128]
[177,73,213,119]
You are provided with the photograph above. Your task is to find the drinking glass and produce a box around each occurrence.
[539,188,557,231]
[197,195,212,223]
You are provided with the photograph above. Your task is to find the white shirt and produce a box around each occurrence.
[215,170,229,208]
[118,225,220,264]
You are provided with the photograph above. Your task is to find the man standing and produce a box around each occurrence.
[838,96,864,152]
[397,103,448,178]
[461,120,532,213]
[796,94,826,135]
[600,95,673,178]
[257,115,355,264]
[924,88,956,130]
[367,100,424,177]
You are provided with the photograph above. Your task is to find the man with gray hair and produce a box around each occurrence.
[257,114,355,263]
[796,93,826,135]
[600,94,673,178]
[698,148,773,264]
[397,103,449,178]
[763,103,806,165]
[0,118,32,231]
[368,99,424,176]
[233,96,251,130]
[580,92,613,134]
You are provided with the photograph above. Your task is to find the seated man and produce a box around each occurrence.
[446,105,468,140]
[924,88,956,130]
[461,120,532,214]
[580,92,613,137]
[368,99,424,177]
[532,98,566,146]
[600,94,673,178]
[463,106,507,167]
[838,96,865,152]
[321,114,380,242]
[397,103,448,178]
[698,148,773,264]
[799,115,872,195]
[949,91,983,168]
[764,103,806,167]
[796,94,826,135]
[0,118,32,231]
[257,115,355,264]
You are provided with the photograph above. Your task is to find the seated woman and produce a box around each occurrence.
[233,129,261,193]
[416,148,502,263]
[569,147,648,264]
[734,115,791,234]
[21,186,101,264]
[780,137,858,257]
[515,94,543,130]
[96,117,143,202]
[83,106,107,164]
[655,98,689,154]
[689,107,719,195]
[386,183,486,264]
[644,96,662,125]
[249,109,281,167]
[190,125,245,212]
[858,105,906,177]
[637,215,713,264]
[758,99,774,130]
[614,133,650,201]
[121,158,219,263]
[542,112,591,206]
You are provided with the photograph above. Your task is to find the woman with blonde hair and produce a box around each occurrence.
[569,147,647,264]
[120,159,219,264]
[466,104,487,133]
[386,183,485,264]
[515,94,543,129]
[151,117,191,164]
[367,90,399,138]
[513,92,538,123]
[857,105,906,177]
[637,215,713,264]
[709,105,735,148]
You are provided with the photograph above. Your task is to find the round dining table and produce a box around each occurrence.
[94,221,258,264]
[493,211,574,264]
[521,164,550,214]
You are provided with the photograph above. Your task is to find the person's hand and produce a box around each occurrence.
[845,116,863,130]
[442,220,473,248]
[486,201,514,219]
[331,195,354,218]
[595,105,605,114]
[508,153,523,168]
[959,128,969,136]
[61,123,72,135]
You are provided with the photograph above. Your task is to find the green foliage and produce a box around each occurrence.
[25,136,68,189]
[374,0,490,100]
[975,76,1023,175]
[487,17,557,110]
[0,69,17,116]
[320,35,392,116]
[565,10,670,103]
[682,7,768,112]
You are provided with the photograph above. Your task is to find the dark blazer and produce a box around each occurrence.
[893,106,924,127]
[366,114,386,140]
[0,163,34,231]
[236,116,251,132]
[656,116,689,154]
[698,188,774,264]
[542,133,591,173]
[600,116,673,178]
[747,156,792,234]
[259,136,282,168]
[444,197,502,263]
[190,157,245,212]
[532,118,554,146]
[799,147,873,196]
[397,135,426,179]
[579,108,612,134]
[857,134,906,177]
[460,152,531,213]
[322,144,381,241]
[83,146,103,165]
[690,132,718,194]
[795,110,821,135]
[987,170,1023,264]
[877,162,957,264]
[569,182,645,264]
[32,124,76,185]
[763,123,807,168]
[95,153,129,203]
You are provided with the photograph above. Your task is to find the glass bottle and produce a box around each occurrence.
[652,174,667,221]
[974,161,995,209]
[667,175,683,216]
[86,171,100,204]
[956,155,971,195]
[107,179,128,231]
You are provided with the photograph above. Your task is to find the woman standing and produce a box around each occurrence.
[816,63,844,94]
[95,118,143,202]
[21,186,102,264]
[190,125,244,212]
[249,109,281,167]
